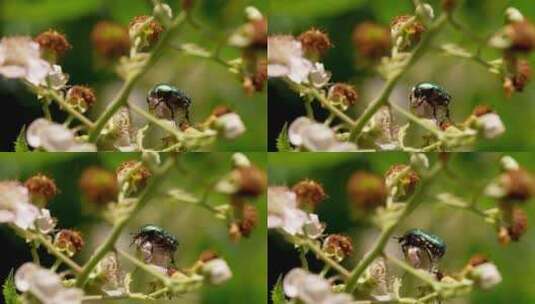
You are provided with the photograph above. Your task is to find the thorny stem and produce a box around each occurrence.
[75,158,175,287]
[88,11,188,142]
[349,14,448,141]
[345,163,443,293]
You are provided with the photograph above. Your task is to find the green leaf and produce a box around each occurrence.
[270,0,366,19]
[271,276,286,304]
[3,270,20,304]
[276,123,292,152]
[1,0,102,23]
[14,126,30,152]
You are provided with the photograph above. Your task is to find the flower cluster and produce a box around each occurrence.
[270,3,533,152]
[2,153,257,303]
[268,154,528,304]
[1,1,262,152]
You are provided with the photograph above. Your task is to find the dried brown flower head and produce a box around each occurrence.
[322,234,353,262]
[67,85,96,113]
[352,22,391,60]
[292,179,327,210]
[328,83,359,107]
[54,229,84,256]
[34,30,71,59]
[91,21,130,59]
[24,173,58,207]
[79,167,119,205]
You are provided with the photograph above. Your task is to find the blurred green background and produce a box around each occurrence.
[0,0,267,151]
[268,0,535,151]
[0,152,267,304]
[268,152,535,303]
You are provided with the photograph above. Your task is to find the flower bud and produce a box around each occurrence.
[385,164,420,200]
[505,7,524,23]
[24,174,58,208]
[507,206,528,241]
[500,168,535,202]
[128,15,164,50]
[235,166,267,197]
[181,0,195,11]
[391,15,426,51]
[352,22,391,60]
[472,108,506,139]
[34,30,71,62]
[327,83,359,110]
[66,85,96,113]
[467,254,489,267]
[512,59,532,92]
[202,259,232,285]
[54,229,84,257]
[506,20,535,53]
[198,250,219,263]
[441,0,458,12]
[91,21,130,60]
[322,234,353,262]
[215,112,246,139]
[291,179,326,210]
[252,58,267,92]
[79,167,119,205]
[297,28,332,60]
[116,160,151,192]
[468,262,502,290]
[347,171,387,211]
[236,203,258,238]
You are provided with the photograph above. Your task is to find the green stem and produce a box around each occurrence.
[349,14,448,141]
[49,91,95,129]
[299,249,309,270]
[82,293,151,302]
[386,254,440,289]
[117,249,171,285]
[51,259,62,272]
[88,12,187,142]
[42,103,52,120]
[389,102,443,138]
[128,103,184,140]
[344,164,442,293]
[33,233,82,273]
[302,239,350,278]
[75,158,175,287]
[30,241,40,265]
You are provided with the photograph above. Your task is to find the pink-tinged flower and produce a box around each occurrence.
[15,263,83,304]
[0,181,39,230]
[26,118,96,152]
[309,63,331,88]
[477,113,505,139]
[470,262,502,290]
[35,208,56,234]
[283,268,353,304]
[0,36,51,86]
[268,186,325,238]
[215,112,246,139]
[288,117,357,151]
[268,35,313,84]
[202,258,233,285]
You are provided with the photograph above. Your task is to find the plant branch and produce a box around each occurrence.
[88,11,188,142]
[344,163,443,293]
[349,14,448,141]
[75,158,176,287]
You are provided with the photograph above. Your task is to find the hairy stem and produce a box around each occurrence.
[349,14,448,141]
[75,158,175,287]
[88,12,187,142]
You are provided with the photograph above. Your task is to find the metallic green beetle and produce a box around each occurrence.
[132,224,179,261]
[409,82,451,124]
[147,84,192,124]
[398,228,446,262]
